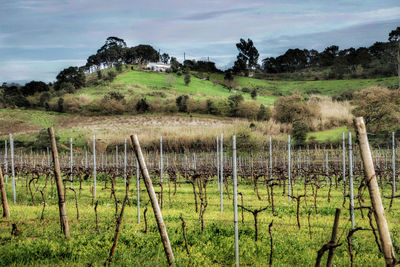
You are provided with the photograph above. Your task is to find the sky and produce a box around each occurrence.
[0,0,399,84]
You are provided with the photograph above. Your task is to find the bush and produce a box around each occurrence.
[97,70,102,80]
[39,92,51,107]
[251,89,257,99]
[101,99,125,115]
[236,101,259,120]
[104,91,125,101]
[115,62,123,72]
[206,99,219,115]
[176,95,189,112]
[274,94,315,124]
[291,120,310,147]
[257,104,271,121]
[58,82,75,93]
[105,71,117,82]
[228,94,244,116]
[34,128,60,150]
[136,98,150,113]
[184,73,191,86]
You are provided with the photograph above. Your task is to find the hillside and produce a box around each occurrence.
[1,68,398,150]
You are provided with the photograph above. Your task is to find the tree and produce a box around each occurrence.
[228,94,244,116]
[176,95,189,112]
[161,53,170,64]
[291,120,309,147]
[55,66,85,91]
[165,74,176,86]
[21,81,49,96]
[389,27,400,87]
[352,86,400,136]
[233,38,259,74]
[170,57,181,72]
[273,94,315,124]
[257,104,271,121]
[184,73,191,86]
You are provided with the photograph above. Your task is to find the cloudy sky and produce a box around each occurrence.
[1,0,399,83]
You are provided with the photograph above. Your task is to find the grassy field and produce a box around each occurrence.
[77,70,276,105]
[0,174,398,266]
[209,73,397,97]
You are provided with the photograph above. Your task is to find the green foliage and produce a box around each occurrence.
[257,104,271,121]
[34,128,59,149]
[228,94,244,116]
[291,120,310,147]
[176,95,189,112]
[103,91,125,101]
[251,88,257,99]
[135,98,150,113]
[274,94,315,124]
[184,73,191,86]
[55,66,85,91]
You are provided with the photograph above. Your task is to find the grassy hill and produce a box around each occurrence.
[78,69,397,106]
[1,68,398,150]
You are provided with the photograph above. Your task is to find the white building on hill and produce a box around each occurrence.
[147,62,171,72]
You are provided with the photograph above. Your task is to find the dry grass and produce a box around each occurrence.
[308,95,353,130]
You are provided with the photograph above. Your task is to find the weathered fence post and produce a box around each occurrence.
[48,127,70,239]
[0,166,10,218]
[233,135,239,267]
[354,117,397,266]
[130,135,174,265]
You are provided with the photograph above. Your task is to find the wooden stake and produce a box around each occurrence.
[130,135,174,265]
[354,117,397,266]
[0,166,10,218]
[48,127,70,239]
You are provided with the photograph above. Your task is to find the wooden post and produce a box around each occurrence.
[326,208,341,267]
[130,135,175,265]
[0,166,10,218]
[354,117,396,266]
[48,127,70,239]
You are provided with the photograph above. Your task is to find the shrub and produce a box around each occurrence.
[257,104,271,121]
[228,94,244,116]
[291,120,310,147]
[184,73,191,86]
[58,82,75,93]
[105,71,117,82]
[34,128,60,150]
[274,94,315,124]
[176,95,189,112]
[115,62,123,72]
[104,91,125,101]
[136,98,150,113]
[206,99,219,115]
[39,92,51,107]
[236,101,259,120]
[251,89,257,99]
[57,98,64,112]
[101,99,125,115]
[97,70,102,80]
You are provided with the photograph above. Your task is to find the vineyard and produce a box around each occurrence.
[0,125,399,266]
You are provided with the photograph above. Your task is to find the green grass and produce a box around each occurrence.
[0,109,61,128]
[0,172,398,266]
[209,73,397,97]
[307,126,350,143]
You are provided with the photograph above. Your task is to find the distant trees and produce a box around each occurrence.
[84,37,160,71]
[261,39,398,79]
[55,66,85,91]
[233,38,259,75]
[389,26,400,87]
[21,81,49,96]
[183,59,220,73]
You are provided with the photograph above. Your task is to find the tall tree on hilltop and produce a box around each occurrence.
[233,38,259,75]
[389,26,400,87]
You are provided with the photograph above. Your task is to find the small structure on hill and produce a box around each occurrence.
[147,62,171,72]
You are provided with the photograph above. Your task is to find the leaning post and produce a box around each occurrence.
[354,117,397,266]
